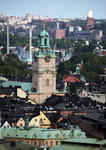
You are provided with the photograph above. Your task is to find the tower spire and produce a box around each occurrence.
[43,23,45,30]
[39,24,50,49]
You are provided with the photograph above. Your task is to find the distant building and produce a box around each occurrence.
[94,45,106,56]
[49,29,66,39]
[78,90,106,103]
[71,30,102,41]
[86,10,94,30]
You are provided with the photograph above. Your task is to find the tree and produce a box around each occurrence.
[57,53,106,81]
[68,83,77,95]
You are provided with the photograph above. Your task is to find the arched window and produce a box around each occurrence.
[46,79,49,87]
[45,38,47,45]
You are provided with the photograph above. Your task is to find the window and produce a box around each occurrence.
[45,39,47,45]
[46,141,48,146]
[50,141,53,146]
[56,141,58,145]
[34,141,36,145]
[39,141,41,146]
[46,79,49,87]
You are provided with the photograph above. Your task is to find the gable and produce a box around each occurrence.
[2,121,11,128]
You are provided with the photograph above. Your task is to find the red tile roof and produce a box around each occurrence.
[63,75,80,83]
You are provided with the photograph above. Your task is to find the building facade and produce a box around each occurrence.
[31,25,56,103]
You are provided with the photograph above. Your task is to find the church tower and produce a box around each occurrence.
[32,24,56,103]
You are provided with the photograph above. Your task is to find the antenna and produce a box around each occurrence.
[29,27,32,63]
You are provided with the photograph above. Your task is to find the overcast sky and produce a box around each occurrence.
[0,0,106,19]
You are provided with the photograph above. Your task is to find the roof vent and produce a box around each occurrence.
[34,134,37,137]
[47,134,51,137]
[77,133,81,136]
[55,134,59,137]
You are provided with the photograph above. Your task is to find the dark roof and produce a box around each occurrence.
[44,112,61,123]
[0,86,18,95]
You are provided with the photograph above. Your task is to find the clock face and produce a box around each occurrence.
[45,56,50,63]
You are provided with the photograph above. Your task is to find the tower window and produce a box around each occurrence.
[46,79,49,87]
[45,39,47,45]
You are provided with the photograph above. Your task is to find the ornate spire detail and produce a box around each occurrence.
[39,24,50,49]
[43,23,45,30]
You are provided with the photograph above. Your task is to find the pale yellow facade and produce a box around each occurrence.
[17,88,27,98]
[29,111,51,128]
[16,117,25,127]
[32,57,56,103]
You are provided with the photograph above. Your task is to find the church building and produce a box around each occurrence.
[29,25,65,104]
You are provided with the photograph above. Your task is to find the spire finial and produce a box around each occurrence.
[43,23,45,30]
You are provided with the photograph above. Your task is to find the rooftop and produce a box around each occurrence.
[0,81,32,92]
[0,127,72,140]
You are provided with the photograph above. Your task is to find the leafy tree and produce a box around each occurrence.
[68,83,77,95]
[57,53,106,81]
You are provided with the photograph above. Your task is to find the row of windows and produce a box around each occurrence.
[33,140,59,146]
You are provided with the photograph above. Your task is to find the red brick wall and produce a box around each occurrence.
[55,29,65,39]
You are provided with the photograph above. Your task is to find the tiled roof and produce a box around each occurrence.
[63,75,80,83]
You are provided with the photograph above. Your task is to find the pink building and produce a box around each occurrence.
[49,29,66,39]
[86,17,94,30]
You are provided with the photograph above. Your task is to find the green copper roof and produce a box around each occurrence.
[0,127,71,140]
[0,81,32,92]
[40,29,49,36]
[62,138,106,145]
[38,24,50,49]
[33,50,56,58]
[50,143,106,150]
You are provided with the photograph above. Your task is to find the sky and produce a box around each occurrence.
[0,0,106,19]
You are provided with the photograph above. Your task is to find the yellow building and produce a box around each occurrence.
[0,126,72,149]
[16,117,25,127]
[29,111,51,128]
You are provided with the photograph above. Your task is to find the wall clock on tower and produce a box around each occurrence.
[45,55,50,63]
